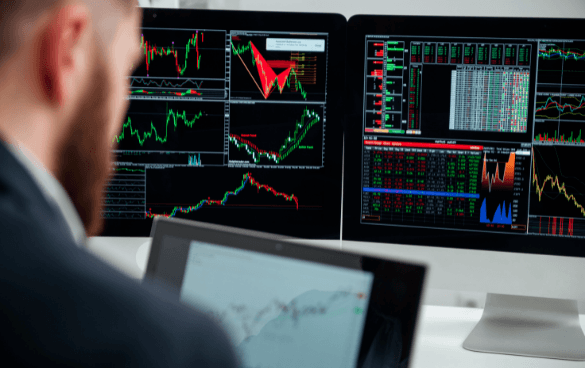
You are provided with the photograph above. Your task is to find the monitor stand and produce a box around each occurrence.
[463,293,585,360]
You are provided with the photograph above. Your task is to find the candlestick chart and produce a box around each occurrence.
[130,28,226,99]
[229,34,327,102]
[530,145,585,219]
[145,171,300,220]
[537,42,585,86]
[113,100,225,153]
[228,103,324,168]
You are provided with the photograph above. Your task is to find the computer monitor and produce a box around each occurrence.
[101,8,345,239]
[343,15,585,360]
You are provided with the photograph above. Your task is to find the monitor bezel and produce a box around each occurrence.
[103,8,347,239]
[342,14,585,258]
[145,217,427,367]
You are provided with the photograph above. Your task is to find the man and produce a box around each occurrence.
[0,1,237,366]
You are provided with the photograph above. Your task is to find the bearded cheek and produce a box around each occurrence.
[56,61,112,237]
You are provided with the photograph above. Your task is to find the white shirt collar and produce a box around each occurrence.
[6,142,87,247]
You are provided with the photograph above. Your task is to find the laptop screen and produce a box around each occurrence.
[147,221,426,368]
[179,240,374,368]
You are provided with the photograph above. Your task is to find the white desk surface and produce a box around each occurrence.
[411,306,585,368]
[87,237,585,367]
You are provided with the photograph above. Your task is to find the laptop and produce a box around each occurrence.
[145,217,426,368]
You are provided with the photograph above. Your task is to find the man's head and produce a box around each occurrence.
[0,0,143,236]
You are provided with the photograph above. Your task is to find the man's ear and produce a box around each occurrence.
[39,3,90,106]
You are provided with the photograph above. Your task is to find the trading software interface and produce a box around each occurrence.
[360,36,585,238]
[180,241,373,368]
[103,27,330,235]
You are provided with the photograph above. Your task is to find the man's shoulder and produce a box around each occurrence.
[0,191,237,367]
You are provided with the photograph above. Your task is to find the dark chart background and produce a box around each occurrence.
[359,36,537,236]
[230,34,328,102]
[145,167,330,236]
[344,16,585,257]
[116,99,226,153]
[537,41,585,89]
[102,9,345,238]
[228,103,324,168]
[367,38,537,143]
[134,28,226,80]
[529,145,585,219]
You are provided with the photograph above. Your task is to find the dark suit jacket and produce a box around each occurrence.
[0,142,238,367]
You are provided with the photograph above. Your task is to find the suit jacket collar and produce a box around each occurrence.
[0,140,72,239]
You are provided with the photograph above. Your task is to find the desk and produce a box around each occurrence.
[411,306,585,368]
[87,237,585,367]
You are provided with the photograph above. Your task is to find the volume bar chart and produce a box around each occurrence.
[528,216,585,238]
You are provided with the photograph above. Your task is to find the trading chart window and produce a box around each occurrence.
[102,10,343,237]
[228,31,327,169]
[360,35,585,239]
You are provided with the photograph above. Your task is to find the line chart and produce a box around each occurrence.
[530,146,585,218]
[537,42,585,86]
[145,172,299,219]
[130,78,204,89]
[535,94,585,121]
[114,104,204,146]
[113,100,225,153]
[113,167,146,173]
[538,46,585,61]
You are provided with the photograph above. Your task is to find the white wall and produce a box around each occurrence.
[238,0,585,19]
[150,0,585,18]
